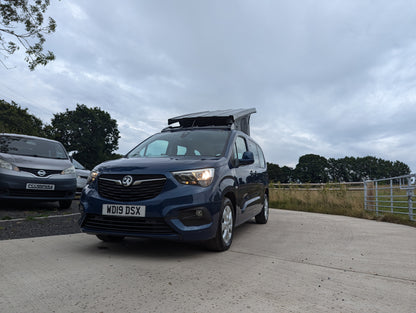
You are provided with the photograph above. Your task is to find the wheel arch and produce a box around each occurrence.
[222,190,236,222]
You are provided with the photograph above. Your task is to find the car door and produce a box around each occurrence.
[245,139,264,216]
[233,136,258,223]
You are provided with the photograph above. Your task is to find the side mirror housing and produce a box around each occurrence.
[239,151,255,166]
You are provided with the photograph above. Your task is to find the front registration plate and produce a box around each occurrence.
[102,204,146,217]
[26,183,55,190]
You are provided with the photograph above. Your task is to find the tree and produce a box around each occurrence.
[294,154,329,183]
[327,157,348,182]
[267,162,280,183]
[0,99,45,136]
[391,161,410,177]
[47,104,120,169]
[271,154,410,184]
[280,166,293,183]
[325,156,410,182]
[267,162,293,183]
[0,0,56,70]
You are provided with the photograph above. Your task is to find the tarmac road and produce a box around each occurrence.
[0,209,415,313]
[0,200,81,240]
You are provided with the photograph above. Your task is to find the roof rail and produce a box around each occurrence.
[168,108,256,135]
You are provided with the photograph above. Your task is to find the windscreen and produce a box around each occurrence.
[0,135,68,159]
[127,130,230,158]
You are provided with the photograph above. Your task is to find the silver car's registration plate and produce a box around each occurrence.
[102,204,146,217]
[26,183,55,190]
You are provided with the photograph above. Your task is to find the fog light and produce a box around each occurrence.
[178,207,212,226]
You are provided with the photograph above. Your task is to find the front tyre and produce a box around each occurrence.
[207,197,234,251]
[255,193,269,224]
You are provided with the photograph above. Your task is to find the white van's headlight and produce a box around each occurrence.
[172,168,215,187]
[0,159,19,171]
[61,165,75,175]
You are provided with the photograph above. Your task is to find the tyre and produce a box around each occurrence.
[207,197,234,251]
[255,193,269,224]
[59,200,72,210]
[96,234,125,242]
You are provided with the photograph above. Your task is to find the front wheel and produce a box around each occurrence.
[255,194,269,224]
[207,197,234,251]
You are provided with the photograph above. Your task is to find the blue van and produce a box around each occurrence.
[79,109,268,251]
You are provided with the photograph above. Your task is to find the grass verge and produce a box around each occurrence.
[269,186,416,228]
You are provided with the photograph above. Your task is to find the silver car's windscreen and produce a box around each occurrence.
[0,135,68,159]
[127,130,230,158]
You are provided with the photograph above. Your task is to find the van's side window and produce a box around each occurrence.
[232,144,238,161]
[247,139,261,167]
[257,145,266,168]
[235,136,247,159]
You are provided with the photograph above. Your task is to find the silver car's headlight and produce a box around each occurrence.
[61,165,75,175]
[172,168,215,187]
[0,159,19,171]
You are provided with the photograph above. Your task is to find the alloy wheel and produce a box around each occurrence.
[221,204,233,245]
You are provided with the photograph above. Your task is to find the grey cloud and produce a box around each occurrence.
[2,0,416,171]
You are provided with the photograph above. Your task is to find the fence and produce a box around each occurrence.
[272,182,364,191]
[364,174,416,221]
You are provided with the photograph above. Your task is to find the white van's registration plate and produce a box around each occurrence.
[102,204,146,217]
[26,183,55,190]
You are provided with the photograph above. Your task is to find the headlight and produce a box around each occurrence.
[172,168,215,187]
[87,170,99,183]
[0,159,19,171]
[61,165,75,175]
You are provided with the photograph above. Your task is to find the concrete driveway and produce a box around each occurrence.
[0,209,415,313]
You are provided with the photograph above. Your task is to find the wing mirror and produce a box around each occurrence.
[239,151,255,166]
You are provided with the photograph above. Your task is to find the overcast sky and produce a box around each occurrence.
[1,0,416,171]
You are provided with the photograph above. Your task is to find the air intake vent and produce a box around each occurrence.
[98,174,166,201]
[82,214,175,235]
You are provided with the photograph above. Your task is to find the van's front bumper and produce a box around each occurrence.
[79,184,222,242]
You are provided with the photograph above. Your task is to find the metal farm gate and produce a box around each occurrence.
[364,174,416,221]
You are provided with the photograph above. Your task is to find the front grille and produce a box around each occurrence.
[98,174,166,201]
[19,167,62,177]
[8,189,73,198]
[82,214,175,235]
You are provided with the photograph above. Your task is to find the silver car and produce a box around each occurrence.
[72,158,90,194]
[0,133,77,209]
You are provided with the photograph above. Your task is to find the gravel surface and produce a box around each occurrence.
[0,199,81,240]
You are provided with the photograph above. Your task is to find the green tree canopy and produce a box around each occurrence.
[0,0,56,70]
[47,104,120,169]
[267,162,293,183]
[268,154,411,183]
[328,156,411,181]
[0,99,45,136]
[294,154,329,183]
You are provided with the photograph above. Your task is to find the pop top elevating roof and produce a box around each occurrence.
[167,108,256,136]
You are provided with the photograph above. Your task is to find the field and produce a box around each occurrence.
[269,183,416,227]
